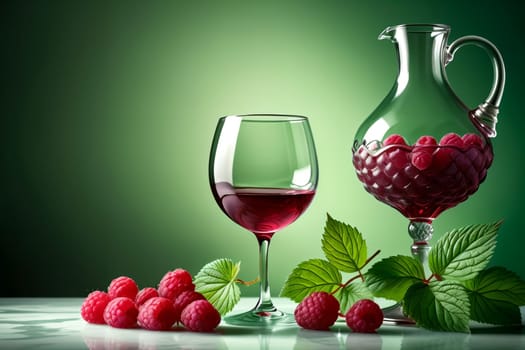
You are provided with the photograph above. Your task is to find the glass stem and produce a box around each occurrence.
[254,238,277,313]
[408,221,434,275]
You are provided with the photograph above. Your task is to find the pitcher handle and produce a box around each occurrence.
[445,36,505,138]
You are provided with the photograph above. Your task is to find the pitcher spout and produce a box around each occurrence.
[378,26,396,41]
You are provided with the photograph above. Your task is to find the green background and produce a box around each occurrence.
[2,0,523,297]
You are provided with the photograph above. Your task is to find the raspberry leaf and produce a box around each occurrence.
[464,266,525,305]
[464,266,525,325]
[321,214,367,273]
[403,280,470,333]
[334,280,373,313]
[280,259,342,302]
[365,255,425,302]
[468,293,521,325]
[194,258,241,316]
[428,222,500,281]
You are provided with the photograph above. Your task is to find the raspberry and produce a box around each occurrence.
[180,300,221,332]
[411,135,438,171]
[138,297,177,331]
[294,292,340,330]
[173,290,205,323]
[80,291,111,324]
[158,269,194,300]
[415,135,437,147]
[462,133,483,147]
[103,297,138,328]
[136,287,159,307]
[108,276,139,300]
[431,133,465,172]
[411,150,433,170]
[383,134,407,146]
[440,133,464,148]
[345,299,383,333]
[385,147,409,170]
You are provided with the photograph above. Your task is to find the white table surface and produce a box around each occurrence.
[0,297,524,349]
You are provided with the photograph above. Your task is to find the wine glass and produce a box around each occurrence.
[209,114,318,327]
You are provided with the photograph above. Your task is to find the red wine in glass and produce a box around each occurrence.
[213,182,315,241]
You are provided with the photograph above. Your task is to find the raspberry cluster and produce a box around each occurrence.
[383,132,484,171]
[353,131,492,219]
[80,269,221,332]
[294,292,383,333]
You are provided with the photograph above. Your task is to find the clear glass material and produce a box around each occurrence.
[209,114,318,327]
[351,24,505,323]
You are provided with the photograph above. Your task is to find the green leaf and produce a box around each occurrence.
[334,280,373,314]
[428,222,501,281]
[464,266,525,325]
[403,280,470,333]
[365,255,425,302]
[194,258,241,315]
[468,292,521,325]
[464,266,525,305]
[280,259,342,302]
[321,214,367,273]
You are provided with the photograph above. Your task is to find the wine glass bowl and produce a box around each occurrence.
[209,114,318,326]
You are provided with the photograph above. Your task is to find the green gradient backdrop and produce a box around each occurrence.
[2,0,523,296]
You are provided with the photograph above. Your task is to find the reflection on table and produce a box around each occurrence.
[0,298,524,350]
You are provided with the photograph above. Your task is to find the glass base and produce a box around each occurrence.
[382,303,415,325]
[224,308,296,328]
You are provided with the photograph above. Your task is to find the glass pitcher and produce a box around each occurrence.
[352,24,505,291]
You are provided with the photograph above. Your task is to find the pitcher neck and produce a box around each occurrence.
[382,24,450,89]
